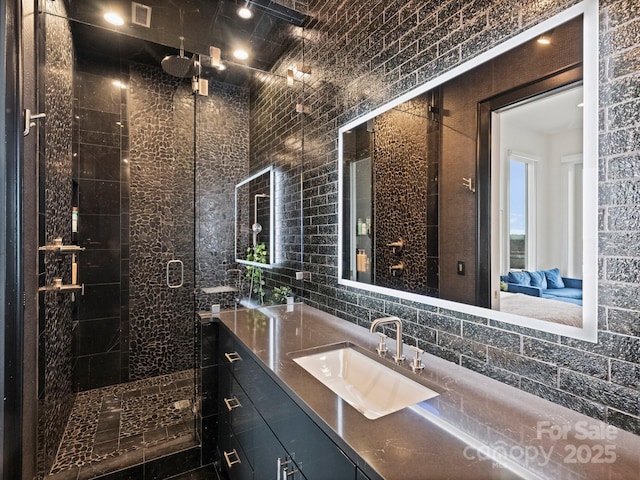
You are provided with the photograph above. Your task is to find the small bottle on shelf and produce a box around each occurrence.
[71,253,78,285]
[72,207,79,242]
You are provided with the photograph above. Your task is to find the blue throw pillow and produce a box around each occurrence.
[507,271,531,286]
[528,270,548,289]
[544,268,565,289]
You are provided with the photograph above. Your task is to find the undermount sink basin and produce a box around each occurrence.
[290,342,440,420]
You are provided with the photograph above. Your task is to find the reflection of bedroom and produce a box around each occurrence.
[495,85,583,326]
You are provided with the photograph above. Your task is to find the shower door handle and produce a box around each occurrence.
[166,259,184,289]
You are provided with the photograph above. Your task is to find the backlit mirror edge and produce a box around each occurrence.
[235,165,276,269]
[337,1,598,343]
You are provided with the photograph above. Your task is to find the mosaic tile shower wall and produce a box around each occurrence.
[373,95,438,296]
[251,0,640,435]
[194,77,250,311]
[128,65,195,380]
[37,3,75,474]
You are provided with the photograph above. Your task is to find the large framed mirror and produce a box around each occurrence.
[235,166,275,267]
[338,2,597,342]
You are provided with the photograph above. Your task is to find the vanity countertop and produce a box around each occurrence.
[216,304,640,480]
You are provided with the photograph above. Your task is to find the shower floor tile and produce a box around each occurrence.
[45,370,197,480]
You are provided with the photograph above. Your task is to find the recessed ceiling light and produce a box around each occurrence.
[537,35,551,45]
[104,12,125,26]
[233,48,249,60]
[238,6,253,19]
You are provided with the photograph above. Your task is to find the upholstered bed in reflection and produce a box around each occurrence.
[499,292,582,327]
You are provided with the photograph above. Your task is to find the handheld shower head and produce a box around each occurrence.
[252,193,270,246]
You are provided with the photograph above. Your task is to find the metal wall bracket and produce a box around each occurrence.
[295,103,310,114]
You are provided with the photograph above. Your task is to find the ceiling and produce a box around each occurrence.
[500,85,584,135]
[62,0,309,84]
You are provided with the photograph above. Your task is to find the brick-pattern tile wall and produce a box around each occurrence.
[194,78,250,310]
[251,0,640,435]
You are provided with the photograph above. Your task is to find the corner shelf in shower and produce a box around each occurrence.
[38,238,86,297]
[38,244,86,254]
[201,285,238,294]
[38,283,84,293]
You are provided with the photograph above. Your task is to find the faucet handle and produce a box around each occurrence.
[409,345,424,372]
[375,331,388,355]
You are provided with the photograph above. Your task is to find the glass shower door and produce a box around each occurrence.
[36,4,199,477]
[127,65,196,383]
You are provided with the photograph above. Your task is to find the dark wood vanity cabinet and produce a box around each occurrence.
[217,326,358,480]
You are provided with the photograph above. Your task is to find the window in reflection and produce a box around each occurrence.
[508,156,532,271]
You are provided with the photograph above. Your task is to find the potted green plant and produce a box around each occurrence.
[272,286,293,304]
[245,242,268,304]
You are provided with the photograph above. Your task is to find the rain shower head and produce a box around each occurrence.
[161,36,200,78]
[161,55,195,77]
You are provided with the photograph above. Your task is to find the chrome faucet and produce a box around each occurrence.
[370,316,405,363]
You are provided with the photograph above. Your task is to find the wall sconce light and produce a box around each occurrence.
[286,69,294,87]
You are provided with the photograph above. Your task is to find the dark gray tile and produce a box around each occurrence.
[75,318,120,356]
[462,322,520,353]
[607,408,640,436]
[522,338,608,379]
[487,348,557,385]
[521,378,606,420]
[78,179,120,215]
[143,428,167,444]
[559,370,640,416]
[92,439,119,457]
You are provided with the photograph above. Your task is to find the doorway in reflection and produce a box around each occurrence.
[492,84,584,326]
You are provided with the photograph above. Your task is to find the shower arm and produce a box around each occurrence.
[254,193,269,227]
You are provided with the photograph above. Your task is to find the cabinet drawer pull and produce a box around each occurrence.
[277,457,299,480]
[285,466,299,478]
[277,457,286,480]
[224,396,242,411]
[224,351,242,363]
[223,449,241,468]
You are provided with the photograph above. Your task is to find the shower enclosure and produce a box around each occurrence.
[35,2,249,478]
